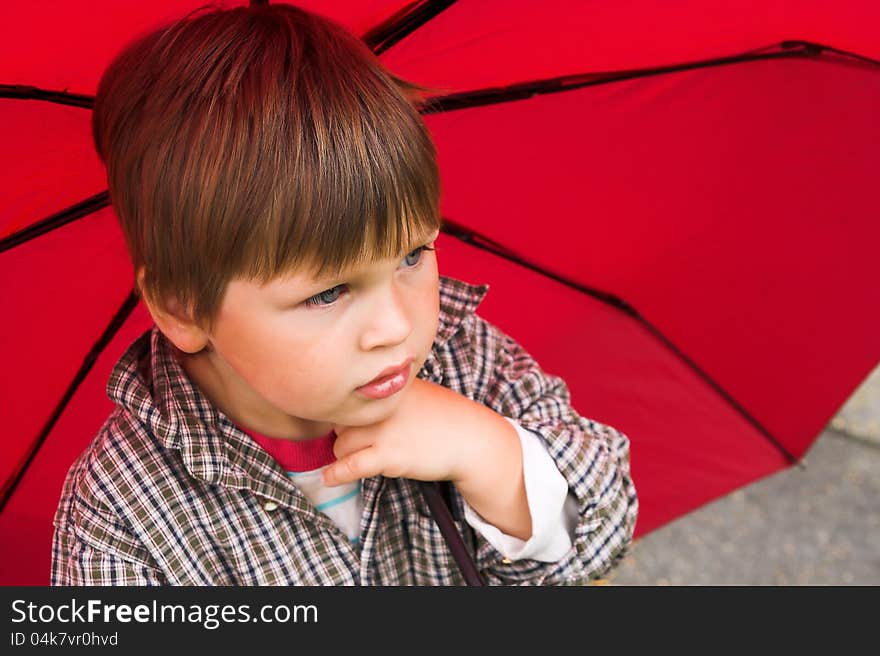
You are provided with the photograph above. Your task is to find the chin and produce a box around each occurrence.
[352,397,400,424]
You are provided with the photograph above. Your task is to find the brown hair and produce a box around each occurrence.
[92,2,446,334]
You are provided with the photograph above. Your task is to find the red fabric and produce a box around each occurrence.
[240,426,337,473]
[1,1,878,584]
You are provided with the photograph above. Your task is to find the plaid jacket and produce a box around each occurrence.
[51,275,638,585]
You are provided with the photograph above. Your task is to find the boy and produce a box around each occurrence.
[51,3,637,585]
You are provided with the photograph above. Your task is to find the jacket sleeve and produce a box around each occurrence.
[51,453,167,586]
[462,313,639,586]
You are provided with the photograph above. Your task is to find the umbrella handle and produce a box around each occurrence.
[414,480,486,586]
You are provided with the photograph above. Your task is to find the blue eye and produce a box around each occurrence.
[302,244,435,308]
[403,244,433,267]
[303,284,346,308]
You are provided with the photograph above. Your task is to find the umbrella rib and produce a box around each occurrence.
[362,0,458,55]
[440,217,799,466]
[0,289,140,515]
[0,191,109,253]
[420,41,880,114]
[0,84,93,108]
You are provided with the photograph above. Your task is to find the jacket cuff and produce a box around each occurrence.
[462,416,575,562]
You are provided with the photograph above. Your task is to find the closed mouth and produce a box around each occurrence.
[361,357,414,387]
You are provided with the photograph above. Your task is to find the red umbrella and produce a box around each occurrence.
[1,0,878,585]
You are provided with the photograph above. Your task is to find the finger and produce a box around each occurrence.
[323,446,383,486]
[332,429,375,460]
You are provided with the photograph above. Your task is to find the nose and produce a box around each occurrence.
[359,281,413,351]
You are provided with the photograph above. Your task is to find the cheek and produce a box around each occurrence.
[421,274,441,337]
[276,336,355,400]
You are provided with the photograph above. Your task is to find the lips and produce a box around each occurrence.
[361,356,414,387]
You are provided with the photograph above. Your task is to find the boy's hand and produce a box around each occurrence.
[324,377,501,486]
[325,377,532,540]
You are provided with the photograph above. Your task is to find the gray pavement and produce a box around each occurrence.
[608,363,880,586]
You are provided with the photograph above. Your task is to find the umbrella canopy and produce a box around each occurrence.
[1,0,878,585]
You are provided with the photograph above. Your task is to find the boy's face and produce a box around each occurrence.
[167,228,441,441]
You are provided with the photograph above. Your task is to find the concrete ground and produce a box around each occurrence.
[608,364,880,586]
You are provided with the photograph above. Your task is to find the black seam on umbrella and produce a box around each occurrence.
[420,41,880,114]
[247,0,458,50]
[0,191,109,254]
[0,84,93,108]
[0,289,140,515]
[440,217,800,466]
[362,0,458,55]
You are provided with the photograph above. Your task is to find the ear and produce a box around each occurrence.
[136,266,211,354]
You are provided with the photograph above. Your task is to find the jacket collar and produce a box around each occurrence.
[107,275,489,484]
